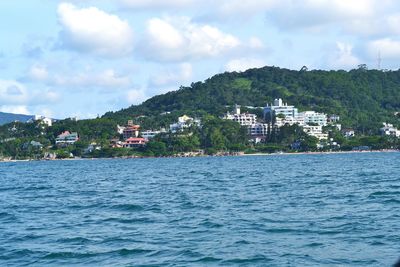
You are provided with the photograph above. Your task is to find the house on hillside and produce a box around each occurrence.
[123,125,140,139]
[169,115,200,133]
[141,129,166,140]
[56,131,79,146]
[380,123,400,137]
[342,128,355,138]
[303,125,328,140]
[123,137,148,148]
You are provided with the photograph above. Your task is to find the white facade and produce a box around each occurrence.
[299,111,327,126]
[380,123,400,137]
[275,116,305,127]
[170,115,200,133]
[224,105,257,126]
[303,125,328,140]
[141,129,166,140]
[343,129,355,138]
[224,113,257,126]
[56,131,79,145]
[32,115,53,127]
[264,98,298,119]
[328,115,340,123]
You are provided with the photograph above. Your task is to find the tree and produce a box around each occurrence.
[146,141,167,156]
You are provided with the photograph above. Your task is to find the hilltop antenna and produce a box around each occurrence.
[377,51,382,70]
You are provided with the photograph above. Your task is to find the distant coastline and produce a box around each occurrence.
[1,149,398,163]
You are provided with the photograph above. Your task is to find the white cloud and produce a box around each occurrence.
[225,58,266,72]
[149,63,192,87]
[265,0,377,31]
[0,105,30,115]
[0,80,30,105]
[57,2,134,57]
[249,37,265,49]
[126,89,147,104]
[28,65,131,89]
[119,0,194,9]
[0,80,59,112]
[32,107,54,118]
[367,38,400,59]
[326,42,360,70]
[141,17,241,61]
[29,65,49,81]
[216,0,279,19]
[52,69,131,88]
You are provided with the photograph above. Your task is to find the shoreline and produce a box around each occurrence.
[1,149,398,163]
[240,149,400,157]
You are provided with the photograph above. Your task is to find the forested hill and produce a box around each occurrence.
[103,66,400,131]
[0,112,33,125]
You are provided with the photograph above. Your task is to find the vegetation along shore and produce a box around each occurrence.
[1,66,399,160]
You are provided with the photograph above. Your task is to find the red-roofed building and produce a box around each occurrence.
[123,125,140,139]
[123,137,148,148]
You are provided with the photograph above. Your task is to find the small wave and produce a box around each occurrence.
[57,237,91,244]
[24,186,52,191]
[199,220,223,228]
[0,249,35,260]
[103,217,154,224]
[265,228,298,234]
[368,191,399,198]
[305,242,324,248]
[370,241,385,246]
[383,198,400,204]
[222,255,272,264]
[178,249,203,258]
[0,212,17,222]
[192,256,222,263]
[43,251,95,260]
[234,240,250,245]
[117,248,152,256]
[110,204,144,211]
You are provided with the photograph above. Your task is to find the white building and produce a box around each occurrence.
[141,129,166,140]
[56,131,79,145]
[303,125,328,140]
[264,98,298,120]
[248,123,269,136]
[328,114,340,123]
[170,115,201,133]
[224,106,268,141]
[343,129,355,138]
[224,105,257,126]
[30,115,53,127]
[380,123,400,137]
[275,115,305,128]
[299,111,327,126]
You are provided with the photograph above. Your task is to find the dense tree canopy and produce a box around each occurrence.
[104,66,400,132]
[1,66,400,159]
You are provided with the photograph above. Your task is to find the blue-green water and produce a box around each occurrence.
[1,152,400,266]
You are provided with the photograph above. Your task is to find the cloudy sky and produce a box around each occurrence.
[1,0,400,119]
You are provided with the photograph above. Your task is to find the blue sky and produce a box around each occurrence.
[1,0,400,119]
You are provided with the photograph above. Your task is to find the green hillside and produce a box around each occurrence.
[0,112,33,125]
[1,65,400,159]
[104,66,400,133]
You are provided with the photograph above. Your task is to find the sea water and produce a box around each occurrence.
[1,152,399,266]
